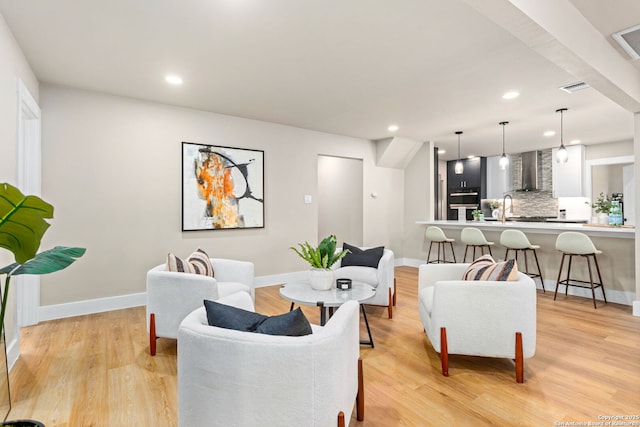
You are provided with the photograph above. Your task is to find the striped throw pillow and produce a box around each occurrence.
[167,248,214,277]
[462,254,518,281]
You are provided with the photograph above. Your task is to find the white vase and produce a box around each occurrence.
[309,268,334,291]
[597,213,609,225]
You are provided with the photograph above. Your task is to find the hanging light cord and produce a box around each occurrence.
[557,108,567,148]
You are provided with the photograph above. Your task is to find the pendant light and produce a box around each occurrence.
[454,131,463,174]
[556,108,568,163]
[498,121,509,170]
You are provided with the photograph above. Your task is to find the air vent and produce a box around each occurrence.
[559,81,590,93]
[612,24,640,60]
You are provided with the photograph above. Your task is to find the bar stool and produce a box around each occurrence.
[554,232,607,309]
[425,226,456,264]
[500,229,545,292]
[460,227,494,262]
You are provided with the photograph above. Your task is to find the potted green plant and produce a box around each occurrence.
[290,235,349,290]
[591,192,612,225]
[471,209,483,221]
[0,183,86,427]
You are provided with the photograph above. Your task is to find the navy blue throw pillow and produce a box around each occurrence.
[203,300,312,336]
[204,299,267,332]
[341,243,384,268]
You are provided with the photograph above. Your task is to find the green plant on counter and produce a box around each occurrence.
[290,234,349,269]
[591,192,612,214]
[0,183,86,339]
[471,209,483,219]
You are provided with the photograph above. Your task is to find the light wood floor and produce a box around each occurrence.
[6,266,640,426]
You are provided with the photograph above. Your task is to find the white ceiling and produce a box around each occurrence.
[1,0,639,160]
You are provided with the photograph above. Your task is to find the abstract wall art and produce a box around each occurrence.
[182,142,264,231]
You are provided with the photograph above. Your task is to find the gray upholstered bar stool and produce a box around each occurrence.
[460,227,494,262]
[554,231,607,309]
[500,229,545,292]
[425,226,457,264]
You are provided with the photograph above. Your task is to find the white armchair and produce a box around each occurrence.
[333,247,396,318]
[177,292,364,427]
[418,263,536,383]
[146,257,254,355]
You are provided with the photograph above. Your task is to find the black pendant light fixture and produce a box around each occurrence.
[499,121,509,170]
[454,131,463,174]
[556,108,569,163]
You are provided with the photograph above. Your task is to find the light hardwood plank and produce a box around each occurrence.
[5,266,640,426]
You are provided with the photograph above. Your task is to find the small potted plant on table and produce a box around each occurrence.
[290,235,349,290]
[591,192,612,225]
[471,209,483,222]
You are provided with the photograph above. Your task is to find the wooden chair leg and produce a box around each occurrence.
[533,249,545,292]
[440,327,449,377]
[357,358,364,421]
[427,242,434,263]
[554,253,566,300]
[387,288,393,319]
[449,242,457,263]
[565,255,573,295]
[149,313,157,356]
[515,332,524,383]
[488,245,493,257]
[392,278,397,306]
[586,254,598,309]
[592,254,607,303]
[337,411,345,427]
[463,245,469,263]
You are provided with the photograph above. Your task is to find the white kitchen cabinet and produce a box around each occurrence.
[485,155,512,199]
[552,145,585,197]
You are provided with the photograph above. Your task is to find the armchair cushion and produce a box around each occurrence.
[341,243,384,268]
[167,248,214,276]
[462,254,518,281]
[204,299,312,336]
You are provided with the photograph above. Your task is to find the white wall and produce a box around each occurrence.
[38,85,404,307]
[0,14,39,346]
[402,142,431,264]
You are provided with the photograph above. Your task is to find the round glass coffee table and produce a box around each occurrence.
[280,281,376,347]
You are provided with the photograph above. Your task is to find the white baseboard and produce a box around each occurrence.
[6,337,19,371]
[38,292,146,322]
[397,257,424,268]
[254,271,308,288]
[31,265,637,324]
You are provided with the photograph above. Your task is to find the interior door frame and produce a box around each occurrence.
[15,79,42,331]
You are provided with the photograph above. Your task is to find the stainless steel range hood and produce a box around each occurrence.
[517,151,542,191]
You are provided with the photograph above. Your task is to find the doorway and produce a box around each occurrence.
[317,155,363,247]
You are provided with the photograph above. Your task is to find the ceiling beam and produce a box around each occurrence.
[464,0,640,113]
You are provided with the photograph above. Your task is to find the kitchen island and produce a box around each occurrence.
[415,220,635,307]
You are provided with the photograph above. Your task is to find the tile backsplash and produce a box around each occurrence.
[486,149,559,217]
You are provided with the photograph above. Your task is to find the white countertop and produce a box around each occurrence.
[416,220,635,239]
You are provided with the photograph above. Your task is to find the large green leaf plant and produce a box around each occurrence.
[0,183,85,337]
[290,235,349,269]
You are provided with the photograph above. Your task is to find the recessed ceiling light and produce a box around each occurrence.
[387,124,399,132]
[467,155,475,159]
[502,91,519,100]
[438,149,446,154]
[165,75,183,85]
[570,139,581,145]
[543,130,556,137]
